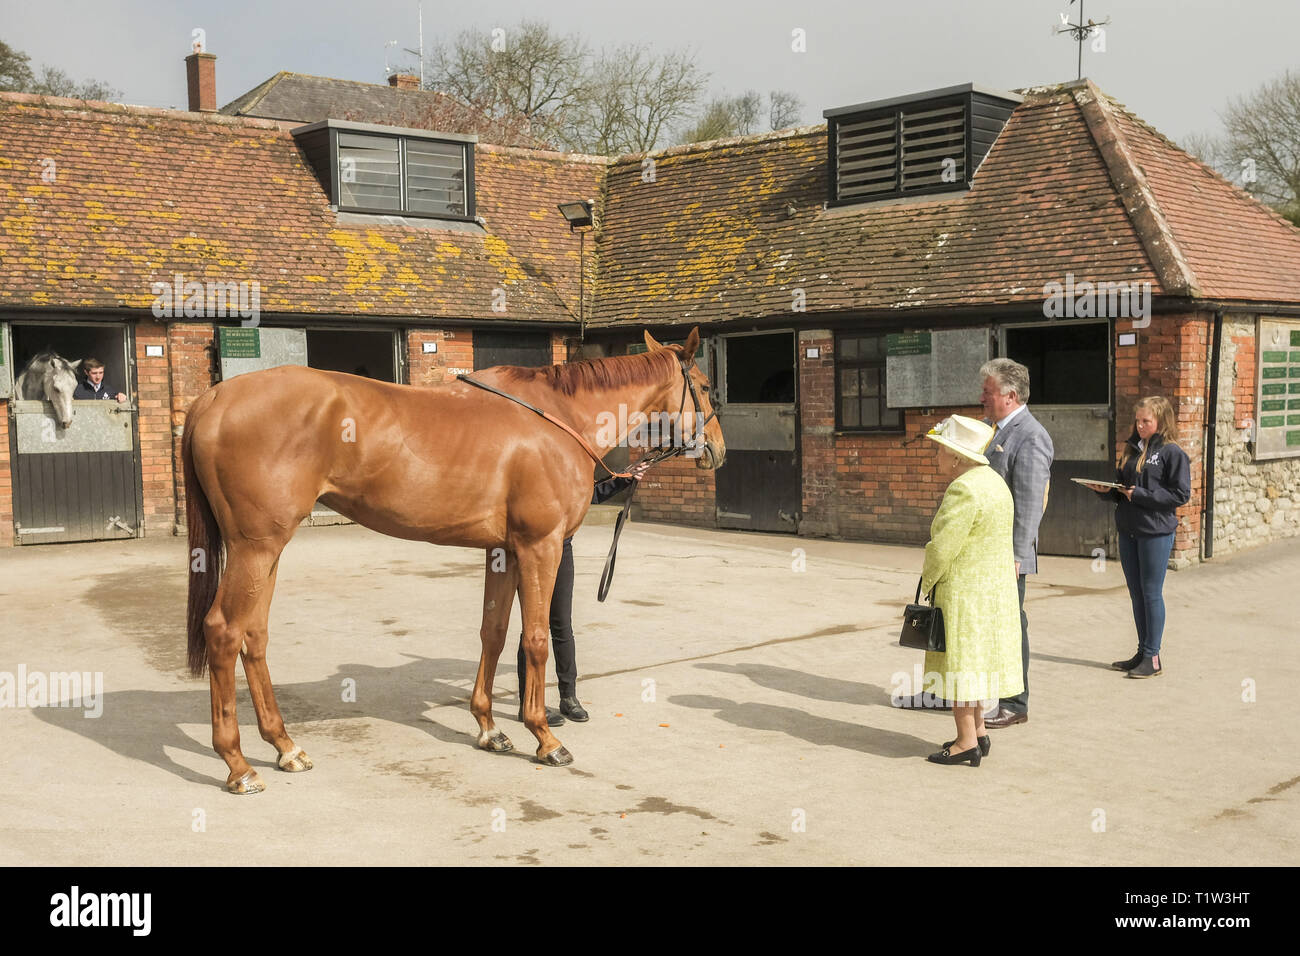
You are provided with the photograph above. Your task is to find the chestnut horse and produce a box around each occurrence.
[183,329,725,793]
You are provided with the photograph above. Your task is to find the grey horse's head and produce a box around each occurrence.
[18,352,83,428]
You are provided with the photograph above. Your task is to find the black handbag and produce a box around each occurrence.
[900,577,946,652]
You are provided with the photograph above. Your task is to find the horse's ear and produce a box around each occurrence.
[643,330,664,351]
[70,359,83,371]
[681,327,700,362]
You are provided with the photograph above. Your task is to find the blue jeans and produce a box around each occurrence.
[1118,532,1175,657]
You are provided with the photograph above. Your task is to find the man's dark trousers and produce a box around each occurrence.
[1004,573,1030,714]
[517,536,577,699]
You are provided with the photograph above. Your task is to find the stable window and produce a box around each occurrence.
[824,84,1021,206]
[337,132,469,217]
[836,332,903,431]
[292,120,476,222]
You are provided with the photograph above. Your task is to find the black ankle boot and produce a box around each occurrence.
[1111,650,1143,671]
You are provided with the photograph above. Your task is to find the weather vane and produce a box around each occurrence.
[1054,0,1111,81]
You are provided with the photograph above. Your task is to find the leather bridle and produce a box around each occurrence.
[457,356,718,601]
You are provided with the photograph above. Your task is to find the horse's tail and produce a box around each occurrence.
[183,401,222,678]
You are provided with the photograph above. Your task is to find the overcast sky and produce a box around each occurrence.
[4,0,1294,145]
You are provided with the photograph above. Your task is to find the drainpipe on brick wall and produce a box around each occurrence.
[1202,309,1223,561]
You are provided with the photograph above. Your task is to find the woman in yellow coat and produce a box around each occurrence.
[921,415,1025,766]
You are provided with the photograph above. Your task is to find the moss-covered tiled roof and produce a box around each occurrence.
[590,80,1300,327]
[0,93,603,323]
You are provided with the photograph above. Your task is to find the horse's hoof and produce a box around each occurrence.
[227,769,265,794]
[536,746,573,767]
[277,747,313,772]
[480,732,514,754]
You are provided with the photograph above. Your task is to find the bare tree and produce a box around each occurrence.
[0,38,119,100]
[428,20,587,148]
[1219,70,1300,222]
[1187,71,1300,225]
[426,21,707,154]
[677,89,802,145]
[565,45,708,154]
[0,39,34,91]
[768,89,804,130]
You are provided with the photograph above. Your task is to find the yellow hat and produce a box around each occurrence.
[925,415,995,464]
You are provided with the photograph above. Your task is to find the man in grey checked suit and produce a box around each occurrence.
[979,358,1054,728]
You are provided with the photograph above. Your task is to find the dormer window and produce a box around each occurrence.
[823,84,1020,206]
[292,120,476,221]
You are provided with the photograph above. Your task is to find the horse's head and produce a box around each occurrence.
[645,328,726,470]
[22,352,82,428]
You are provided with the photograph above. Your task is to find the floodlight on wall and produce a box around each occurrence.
[557,200,594,231]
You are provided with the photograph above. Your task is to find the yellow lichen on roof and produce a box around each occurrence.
[482,234,528,284]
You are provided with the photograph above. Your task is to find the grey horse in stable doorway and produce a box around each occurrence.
[14,350,82,428]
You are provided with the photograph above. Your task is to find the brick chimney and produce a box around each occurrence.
[388,73,419,91]
[186,51,217,112]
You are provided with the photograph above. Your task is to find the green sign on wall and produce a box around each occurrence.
[886,333,932,356]
[1289,431,1300,446]
[219,327,261,359]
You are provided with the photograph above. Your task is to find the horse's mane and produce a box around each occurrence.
[499,347,682,397]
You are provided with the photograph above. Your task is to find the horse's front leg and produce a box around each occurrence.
[471,547,519,753]
[514,534,571,765]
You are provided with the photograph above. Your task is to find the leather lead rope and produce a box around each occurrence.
[598,483,638,602]
[458,363,714,599]
[456,373,635,479]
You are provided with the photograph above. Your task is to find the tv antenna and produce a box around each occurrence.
[400,1,425,88]
[1054,0,1110,81]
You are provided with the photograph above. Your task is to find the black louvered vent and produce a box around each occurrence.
[825,84,1020,206]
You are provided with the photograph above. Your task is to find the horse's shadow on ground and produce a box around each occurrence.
[31,654,522,789]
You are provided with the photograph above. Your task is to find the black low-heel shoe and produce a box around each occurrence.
[927,745,982,766]
[943,735,991,757]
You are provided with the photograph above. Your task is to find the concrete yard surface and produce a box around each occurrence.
[1,516,1297,866]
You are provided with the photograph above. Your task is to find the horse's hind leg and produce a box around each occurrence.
[471,548,519,753]
[205,542,283,793]
[239,557,312,774]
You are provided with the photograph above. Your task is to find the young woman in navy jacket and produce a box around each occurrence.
[1084,396,1191,678]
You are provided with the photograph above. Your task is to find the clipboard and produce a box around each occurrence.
[1070,478,1125,489]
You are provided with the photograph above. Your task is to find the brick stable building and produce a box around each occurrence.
[583,79,1300,567]
[2,72,1299,565]
[0,76,601,546]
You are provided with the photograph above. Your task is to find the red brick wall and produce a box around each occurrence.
[407,329,475,386]
[1126,312,1212,564]
[1230,329,1256,427]
[0,401,12,547]
[796,330,982,542]
[168,323,215,532]
[134,320,176,536]
[631,450,717,527]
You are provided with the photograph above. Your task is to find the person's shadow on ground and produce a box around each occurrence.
[669,693,936,758]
